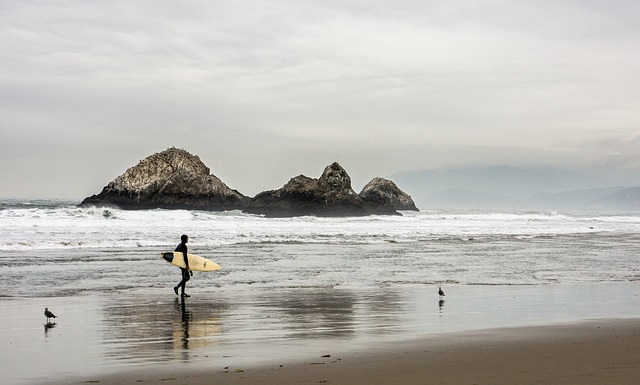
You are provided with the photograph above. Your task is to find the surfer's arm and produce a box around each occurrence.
[184,253,192,276]
[182,250,190,270]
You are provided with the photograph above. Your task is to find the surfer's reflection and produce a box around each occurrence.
[438,299,445,311]
[176,298,192,351]
[171,298,221,356]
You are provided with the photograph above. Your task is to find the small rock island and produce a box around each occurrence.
[80,148,418,217]
[360,177,418,211]
[246,162,406,217]
[80,147,249,211]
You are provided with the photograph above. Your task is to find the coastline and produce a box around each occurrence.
[3,282,638,385]
[49,318,640,385]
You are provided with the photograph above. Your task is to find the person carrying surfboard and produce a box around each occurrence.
[173,234,193,297]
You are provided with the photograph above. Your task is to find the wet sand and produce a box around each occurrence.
[60,319,640,385]
[2,283,639,384]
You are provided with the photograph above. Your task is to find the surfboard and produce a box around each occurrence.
[162,252,221,272]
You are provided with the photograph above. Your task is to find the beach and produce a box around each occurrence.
[3,283,639,385]
[92,319,640,385]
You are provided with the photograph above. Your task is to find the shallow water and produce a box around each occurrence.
[1,232,639,299]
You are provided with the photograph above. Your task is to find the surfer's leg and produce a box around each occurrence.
[181,274,190,296]
[175,269,186,295]
[177,269,190,296]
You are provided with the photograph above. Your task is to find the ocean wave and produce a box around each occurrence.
[1,201,640,251]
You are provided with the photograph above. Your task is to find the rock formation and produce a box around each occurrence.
[359,177,418,211]
[80,148,419,216]
[244,162,400,217]
[80,147,249,210]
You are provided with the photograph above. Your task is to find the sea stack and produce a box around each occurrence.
[244,162,400,217]
[359,177,419,211]
[80,147,249,211]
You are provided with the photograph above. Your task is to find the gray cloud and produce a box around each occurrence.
[1,0,639,198]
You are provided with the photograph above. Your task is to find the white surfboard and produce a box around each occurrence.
[162,252,221,272]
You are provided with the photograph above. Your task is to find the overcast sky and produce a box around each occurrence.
[1,0,639,199]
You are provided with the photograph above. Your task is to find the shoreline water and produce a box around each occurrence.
[3,282,639,384]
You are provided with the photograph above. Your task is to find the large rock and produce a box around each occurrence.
[244,162,400,217]
[80,147,249,210]
[359,177,419,211]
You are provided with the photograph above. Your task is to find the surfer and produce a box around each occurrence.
[173,234,193,297]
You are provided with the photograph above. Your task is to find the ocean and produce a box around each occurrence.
[1,199,639,297]
[1,199,639,384]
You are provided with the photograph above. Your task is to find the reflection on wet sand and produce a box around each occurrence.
[174,298,222,352]
[258,290,356,339]
[44,322,56,335]
[4,283,638,385]
[253,289,405,339]
[97,288,405,365]
[100,295,226,363]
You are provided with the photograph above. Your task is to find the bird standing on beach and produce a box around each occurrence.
[44,307,57,323]
[438,287,445,299]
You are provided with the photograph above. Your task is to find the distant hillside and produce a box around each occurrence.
[427,189,514,210]
[590,187,640,211]
[389,165,640,211]
[529,187,625,211]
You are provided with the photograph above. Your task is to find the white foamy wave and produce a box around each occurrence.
[1,202,640,251]
[1,201,640,296]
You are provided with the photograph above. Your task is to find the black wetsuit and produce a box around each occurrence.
[175,241,190,295]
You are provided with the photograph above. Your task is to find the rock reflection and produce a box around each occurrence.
[255,288,403,339]
[359,290,404,334]
[98,288,406,365]
[269,290,355,338]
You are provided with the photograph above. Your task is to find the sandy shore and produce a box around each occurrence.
[64,319,639,385]
[4,284,638,384]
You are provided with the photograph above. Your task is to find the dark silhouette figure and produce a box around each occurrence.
[438,286,445,299]
[173,234,192,297]
[179,298,192,349]
[44,307,57,323]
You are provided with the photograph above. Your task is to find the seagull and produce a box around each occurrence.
[44,307,57,323]
[438,287,445,299]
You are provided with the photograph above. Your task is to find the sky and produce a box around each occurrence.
[1,0,639,199]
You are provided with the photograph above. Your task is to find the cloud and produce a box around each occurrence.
[1,0,640,198]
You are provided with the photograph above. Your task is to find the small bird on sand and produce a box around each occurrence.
[438,287,445,299]
[44,307,57,323]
